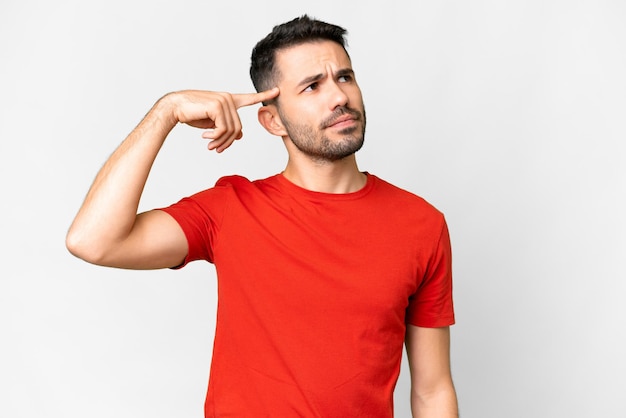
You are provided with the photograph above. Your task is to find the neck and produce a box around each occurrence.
[282,153,366,194]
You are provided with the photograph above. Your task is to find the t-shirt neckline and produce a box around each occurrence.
[273,172,375,201]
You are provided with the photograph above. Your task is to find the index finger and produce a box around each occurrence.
[233,87,280,108]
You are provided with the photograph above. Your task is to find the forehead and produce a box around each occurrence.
[275,40,352,84]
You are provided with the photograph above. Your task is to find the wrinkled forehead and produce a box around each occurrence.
[274,40,352,85]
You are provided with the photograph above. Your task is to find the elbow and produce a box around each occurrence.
[65,227,108,265]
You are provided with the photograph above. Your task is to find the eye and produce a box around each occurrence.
[303,82,319,92]
[338,74,353,83]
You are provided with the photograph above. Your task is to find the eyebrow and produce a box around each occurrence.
[297,73,324,88]
[336,68,355,78]
[296,68,355,88]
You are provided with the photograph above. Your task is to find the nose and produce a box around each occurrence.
[327,80,349,110]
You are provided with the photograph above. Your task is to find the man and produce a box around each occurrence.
[67,15,457,417]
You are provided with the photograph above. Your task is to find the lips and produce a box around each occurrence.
[328,115,356,127]
[322,108,361,129]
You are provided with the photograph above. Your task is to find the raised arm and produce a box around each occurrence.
[66,88,279,269]
[405,325,458,418]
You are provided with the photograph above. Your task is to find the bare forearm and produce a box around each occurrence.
[411,385,458,418]
[66,88,279,266]
[66,96,177,262]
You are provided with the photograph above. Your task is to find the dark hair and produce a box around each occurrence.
[250,15,349,94]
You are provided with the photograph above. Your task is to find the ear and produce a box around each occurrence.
[258,105,287,137]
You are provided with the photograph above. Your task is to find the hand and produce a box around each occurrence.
[163,88,280,152]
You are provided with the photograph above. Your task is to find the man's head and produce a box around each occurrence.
[252,16,366,163]
[250,15,349,97]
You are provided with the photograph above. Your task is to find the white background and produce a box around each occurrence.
[1,1,625,417]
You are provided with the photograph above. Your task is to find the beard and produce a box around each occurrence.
[278,106,366,162]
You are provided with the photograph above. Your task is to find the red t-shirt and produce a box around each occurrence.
[161,173,454,417]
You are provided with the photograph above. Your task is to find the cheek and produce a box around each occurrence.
[288,104,319,123]
[344,87,363,105]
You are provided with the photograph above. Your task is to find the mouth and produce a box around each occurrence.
[328,115,356,129]
[322,108,361,129]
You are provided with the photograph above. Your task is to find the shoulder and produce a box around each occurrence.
[212,174,283,198]
[171,175,257,208]
[166,175,279,222]
[214,174,279,189]
[214,174,252,188]
[369,174,444,219]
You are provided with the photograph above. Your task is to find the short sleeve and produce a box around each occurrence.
[406,218,455,327]
[158,185,231,267]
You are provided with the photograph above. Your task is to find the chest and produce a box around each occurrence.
[214,196,432,319]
